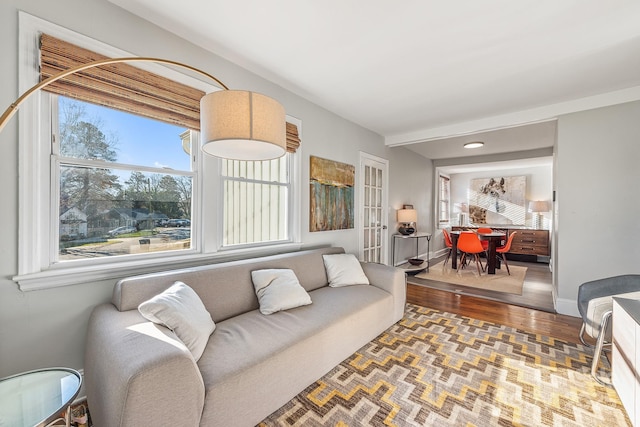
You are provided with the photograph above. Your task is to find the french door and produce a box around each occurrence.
[358,152,389,264]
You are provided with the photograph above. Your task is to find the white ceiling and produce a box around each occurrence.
[109,0,640,159]
[407,120,557,160]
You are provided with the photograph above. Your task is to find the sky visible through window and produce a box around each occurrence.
[57,97,195,259]
[69,98,191,172]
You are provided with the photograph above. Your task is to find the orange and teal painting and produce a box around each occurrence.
[310,156,355,231]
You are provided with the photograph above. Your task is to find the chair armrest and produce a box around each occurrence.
[84,304,205,427]
[361,262,406,322]
[577,275,640,318]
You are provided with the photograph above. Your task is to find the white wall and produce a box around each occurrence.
[554,100,640,316]
[0,0,430,377]
[388,149,434,263]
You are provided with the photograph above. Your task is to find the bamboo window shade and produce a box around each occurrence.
[40,33,204,130]
[39,33,302,152]
[285,122,300,153]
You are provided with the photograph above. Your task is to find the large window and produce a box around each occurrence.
[438,173,451,226]
[55,96,196,261]
[15,13,301,290]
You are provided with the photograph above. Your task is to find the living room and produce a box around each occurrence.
[1,1,640,426]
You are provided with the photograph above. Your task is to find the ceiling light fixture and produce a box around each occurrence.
[463,141,484,149]
[0,57,286,161]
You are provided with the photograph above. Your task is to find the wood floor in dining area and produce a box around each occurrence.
[407,255,556,312]
[406,283,586,345]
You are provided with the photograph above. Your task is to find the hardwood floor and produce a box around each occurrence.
[404,255,587,344]
[407,256,556,312]
[407,283,587,345]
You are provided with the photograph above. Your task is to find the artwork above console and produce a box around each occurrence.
[468,175,526,225]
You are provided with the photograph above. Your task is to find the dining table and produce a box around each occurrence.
[449,230,507,274]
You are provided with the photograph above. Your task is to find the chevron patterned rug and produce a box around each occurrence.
[259,304,630,427]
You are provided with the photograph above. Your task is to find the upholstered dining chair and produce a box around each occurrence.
[442,229,454,267]
[577,274,640,385]
[456,232,486,275]
[495,232,517,275]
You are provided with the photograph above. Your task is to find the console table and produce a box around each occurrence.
[0,367,82,427]
[391,232,431,273]
[612,297,640,426]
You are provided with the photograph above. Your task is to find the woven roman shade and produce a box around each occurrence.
[286,122,300,153]
[40,33,204,130]
[40,34,302,151]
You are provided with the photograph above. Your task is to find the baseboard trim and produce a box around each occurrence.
[433,248,448,259]
[556,298,579,317]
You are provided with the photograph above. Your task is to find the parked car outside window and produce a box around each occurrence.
[165,219,190,227]
[108,226,137,237]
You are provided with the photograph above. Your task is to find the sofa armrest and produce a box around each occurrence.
[361,262,406,322]
[85,304,205,427]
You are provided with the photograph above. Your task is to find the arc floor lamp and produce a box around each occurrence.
[0,56,287,161]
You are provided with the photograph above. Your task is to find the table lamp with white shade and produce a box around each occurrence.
[397,208,417,235]
[529,200,550,229]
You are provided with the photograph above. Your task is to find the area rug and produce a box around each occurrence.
[413,260,527,295]
[259,304,629,427]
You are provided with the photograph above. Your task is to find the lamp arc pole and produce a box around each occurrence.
[0,56,229,134]
[0,56,287,160]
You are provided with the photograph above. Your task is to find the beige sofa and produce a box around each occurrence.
[84,247,406,426]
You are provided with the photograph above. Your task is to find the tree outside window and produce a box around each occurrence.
[56,97,194,260]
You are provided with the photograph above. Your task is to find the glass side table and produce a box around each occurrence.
[392,232,432,273]
[0,367,82,427]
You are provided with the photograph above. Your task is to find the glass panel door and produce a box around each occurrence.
[359,153,388,263]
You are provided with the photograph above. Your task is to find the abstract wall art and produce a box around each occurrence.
[310,156,355,231]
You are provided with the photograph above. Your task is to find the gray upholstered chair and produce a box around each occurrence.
[577,274,640,385]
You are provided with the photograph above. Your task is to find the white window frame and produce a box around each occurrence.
[218,154,294,250]
[203,116,302,254]
[437,173,451,228]
[14,13,301,291]
[51,98,200,262]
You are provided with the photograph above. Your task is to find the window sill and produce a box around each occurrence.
[13,242,303,292]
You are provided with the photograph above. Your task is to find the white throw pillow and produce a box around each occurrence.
[251,269,312,315]
[322,253,370,287]
[138,281,215,361]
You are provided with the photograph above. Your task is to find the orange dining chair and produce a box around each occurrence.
[456,232,486,275]
[496,232,517,275]
[442,229,454,267]
[476,227,492,252]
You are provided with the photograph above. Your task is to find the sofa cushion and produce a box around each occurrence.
[322,253,370,287]
[138,281,215,361]
[198,284,390,385]
[251,269,312,315]
[197,284,394,426]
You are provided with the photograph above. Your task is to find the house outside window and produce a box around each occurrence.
[55,96,196,261]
